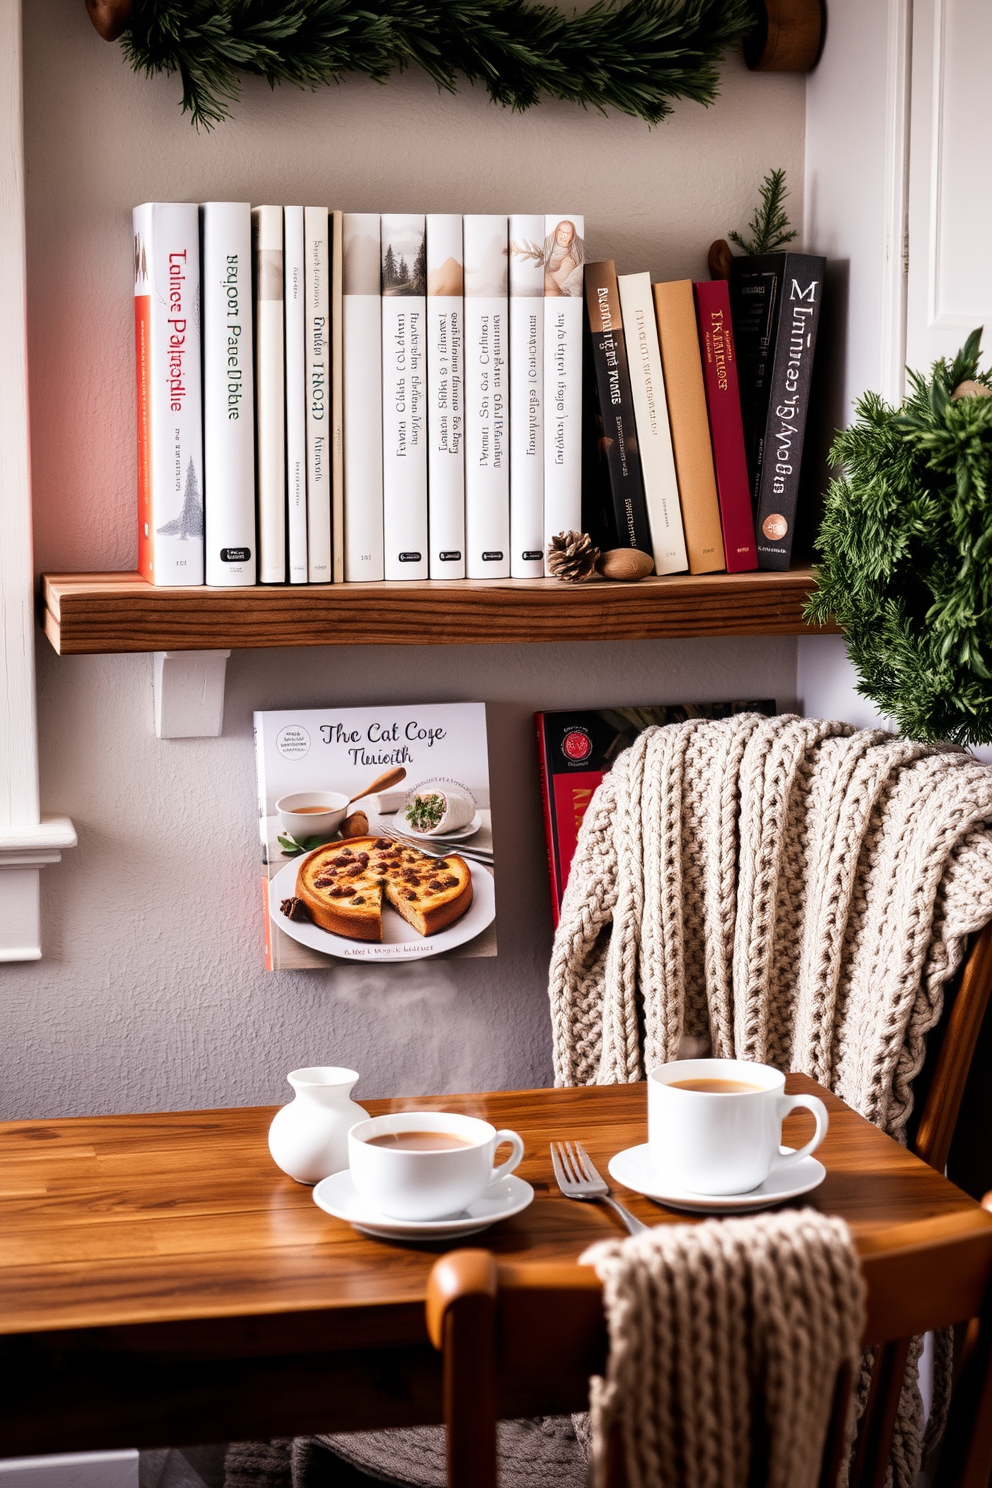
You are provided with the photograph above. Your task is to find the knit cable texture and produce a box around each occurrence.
[582,1209,865,1488]
[549,714,992,1146]
[549,715,992,1486]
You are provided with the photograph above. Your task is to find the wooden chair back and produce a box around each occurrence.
[426,1212,992,1488]
[909,919,992,1176]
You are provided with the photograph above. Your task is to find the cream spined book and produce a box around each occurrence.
[284,206,308,583]
[426,214,465,577]
[203,202,255,586]
[542,214,584,569]
[252,205,285,583]
[463,215,509,578]
[381,215,429,579]
[342,213,384,581]
[617,270,687,575]
[305,206,332,582]
[508,215,545,578]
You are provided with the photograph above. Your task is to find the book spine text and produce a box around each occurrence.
[342,213,384,581]
[305,207,331,582]
[542,214,585,570]
[381,214,429,579]
[509,214,545,577]
[694,278,757,574]
[426,214,466,577]
[133,201,204,586]
[284,207,308,582]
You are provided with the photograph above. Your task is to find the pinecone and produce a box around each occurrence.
[546,530,600,582]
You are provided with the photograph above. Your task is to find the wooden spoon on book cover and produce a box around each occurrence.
[347,766,407,809]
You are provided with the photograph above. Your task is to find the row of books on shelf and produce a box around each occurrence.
[134,200,824,589]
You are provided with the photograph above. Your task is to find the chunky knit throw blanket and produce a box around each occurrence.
[549,714,992,1144]
[582,1209,865,1488]
[549,714,992,1487]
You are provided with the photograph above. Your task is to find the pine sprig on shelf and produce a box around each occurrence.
[805,329,992,746]
[728,166,797,255]
[118,0,753,129]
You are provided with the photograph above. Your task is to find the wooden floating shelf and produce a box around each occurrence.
[41,568,838,656]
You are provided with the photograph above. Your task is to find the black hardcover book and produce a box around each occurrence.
[729,253,826,569]
[583,261,653,556]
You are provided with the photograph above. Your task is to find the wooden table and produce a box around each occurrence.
[3,1078,990,1457]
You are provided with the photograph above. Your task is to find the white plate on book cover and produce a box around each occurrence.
[370,810,483,842]
[312,1171,534,1240]
[268,853,495,962]
[608,1144,826,1214]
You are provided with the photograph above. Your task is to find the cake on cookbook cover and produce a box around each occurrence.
[255,703,496,968]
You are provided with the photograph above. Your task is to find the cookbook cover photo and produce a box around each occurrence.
[254,702,495,969]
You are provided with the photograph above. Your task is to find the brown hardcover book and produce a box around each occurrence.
[652,280,725,574]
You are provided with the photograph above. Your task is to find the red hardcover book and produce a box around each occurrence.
[694,280,758,573]
[536,701,776,922]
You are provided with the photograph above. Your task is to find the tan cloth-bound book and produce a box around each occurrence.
[652,279,725,574]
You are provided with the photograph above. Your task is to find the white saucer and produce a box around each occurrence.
[312,1170,534,1240]
[608,1144,826,1214]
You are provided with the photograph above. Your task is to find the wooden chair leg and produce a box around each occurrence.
[849,1339,912,1488]
[934,1308,992,1488]
[426,1250,499,1488]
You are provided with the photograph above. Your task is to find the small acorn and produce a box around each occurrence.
[597,547,655,581]
[85,0,134,41]
[339,810,369,839]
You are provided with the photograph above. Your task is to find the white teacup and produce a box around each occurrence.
[648,1058,829,1196]
[276,790,348,838]
[348,1111,525,1221]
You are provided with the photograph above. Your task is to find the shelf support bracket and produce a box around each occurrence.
[153,650,231,738]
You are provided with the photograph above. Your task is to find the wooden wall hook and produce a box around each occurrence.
[745,0,825,72]
[86,0,134,42]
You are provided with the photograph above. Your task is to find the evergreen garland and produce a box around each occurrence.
[116,0,753,129]
[805,330,992,746]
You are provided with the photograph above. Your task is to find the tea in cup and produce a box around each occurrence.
[647,1058,828,1196]
[348,1111,525,1220]
[276,791,349,838]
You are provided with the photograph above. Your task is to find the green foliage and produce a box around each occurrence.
[728,167,797,255]
[278,833,332,856]
[120,0,753,129]
[805,330,992,745]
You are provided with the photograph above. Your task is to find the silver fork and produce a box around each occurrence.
[381,825,494,864]
[551,1141,649,1235]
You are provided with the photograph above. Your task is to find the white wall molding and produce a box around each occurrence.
[905,0,992,370]
[0,0,75,958]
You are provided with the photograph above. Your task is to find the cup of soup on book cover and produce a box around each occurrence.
[348,1111,525,1220]
[647,1058,828,1196]
[276,791,348,837]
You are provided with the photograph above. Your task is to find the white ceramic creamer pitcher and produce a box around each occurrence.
[268,1066,368,1185]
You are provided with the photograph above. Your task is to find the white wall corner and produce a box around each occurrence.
[153,650,231,738]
